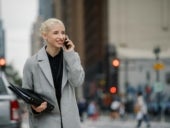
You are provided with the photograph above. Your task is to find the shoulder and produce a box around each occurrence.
[23,53,39,71]
[63,50,80,61]
[25,54,37,64]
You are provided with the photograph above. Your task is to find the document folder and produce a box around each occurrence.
[8,83,54,112]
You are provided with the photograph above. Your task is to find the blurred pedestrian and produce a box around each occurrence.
[135,92,150,128]
[87,100,99,120]
[77,98,87,122]
[110,98,120,119]
[119,102,125,120]
[22,18,85,128]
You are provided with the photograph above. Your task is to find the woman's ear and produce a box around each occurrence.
[42,32,47,40]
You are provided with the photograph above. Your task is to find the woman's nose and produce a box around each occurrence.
[58,33,64,39]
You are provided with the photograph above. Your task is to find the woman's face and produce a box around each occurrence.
[43,23,66,48]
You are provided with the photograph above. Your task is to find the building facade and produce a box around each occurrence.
[0,20,5,58]
[108,0,170,96]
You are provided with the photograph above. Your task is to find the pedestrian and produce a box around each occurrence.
[77,98,87,122]
[22,18,85,128]
[135,92,150,128]
[87,100,99,120]
[110,98,120,119]
[119,102,125,120]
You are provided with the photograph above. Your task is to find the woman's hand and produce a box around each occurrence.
[63,36,75,52]
[31,102,47,113]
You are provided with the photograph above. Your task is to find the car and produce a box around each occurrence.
[0,71,21,128]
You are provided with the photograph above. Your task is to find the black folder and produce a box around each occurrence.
[8,83,54,112]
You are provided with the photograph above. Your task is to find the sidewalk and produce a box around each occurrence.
[81,115,170,128]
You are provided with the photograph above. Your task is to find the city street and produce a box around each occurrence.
[1,1,170,128]
[22,113,170,128]
[81,115,170,128]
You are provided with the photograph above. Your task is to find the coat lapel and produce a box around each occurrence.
[37,46,54,88]
[37,46,68,90]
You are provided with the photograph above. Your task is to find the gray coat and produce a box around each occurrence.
[22,46,85,128]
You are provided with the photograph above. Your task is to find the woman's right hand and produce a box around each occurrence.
[31,102,47,113]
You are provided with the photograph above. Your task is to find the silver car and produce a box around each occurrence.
[0,71,21,128]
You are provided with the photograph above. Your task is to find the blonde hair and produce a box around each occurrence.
[39,18,65,36]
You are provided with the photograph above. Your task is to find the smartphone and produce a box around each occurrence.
[64,36,70,49]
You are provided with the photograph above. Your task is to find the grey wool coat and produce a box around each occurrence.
[22,46,85,128]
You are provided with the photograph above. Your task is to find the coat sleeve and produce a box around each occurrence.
[63,50,85,87]
[22,58,40,115]
[22,58,33,90]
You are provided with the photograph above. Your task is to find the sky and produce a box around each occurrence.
[1,0,38,76]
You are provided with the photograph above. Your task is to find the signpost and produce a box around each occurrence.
[153,81,164,93]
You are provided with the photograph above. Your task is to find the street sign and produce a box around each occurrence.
[153,82,164,93]
[153,62,165,70]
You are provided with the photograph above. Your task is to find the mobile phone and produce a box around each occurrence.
[64,36,70,49]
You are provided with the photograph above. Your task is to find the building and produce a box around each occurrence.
[0,1,5,58]
[83,0,170,97]
[108,0,170,96]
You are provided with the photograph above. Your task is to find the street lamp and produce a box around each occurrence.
[153,46,161,81]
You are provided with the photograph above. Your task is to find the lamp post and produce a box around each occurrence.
[153,46,164,121]
[153,46,161,81]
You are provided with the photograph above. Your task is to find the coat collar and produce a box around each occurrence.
[37,46,67,90]
[37,46,54,87]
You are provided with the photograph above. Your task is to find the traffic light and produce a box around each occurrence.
[110,58,120,94]
[0,58,6,71]
[112,58,120,67]
[109,86,117,94]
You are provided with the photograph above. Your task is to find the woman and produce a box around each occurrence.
[135,92,150,128]
[22,18,85,128]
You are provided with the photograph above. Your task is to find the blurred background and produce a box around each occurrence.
[0,0,170,128]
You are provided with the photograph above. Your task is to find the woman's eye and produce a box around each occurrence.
[61,31,65,35]
[54,31,59,34]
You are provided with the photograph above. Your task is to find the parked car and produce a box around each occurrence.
[0,71,21,128]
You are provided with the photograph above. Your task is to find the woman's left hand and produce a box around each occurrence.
[63,38,75,52]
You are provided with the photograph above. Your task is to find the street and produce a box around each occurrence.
[22,113,170,128]
[81,116,170,128]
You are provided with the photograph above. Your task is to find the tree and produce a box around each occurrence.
[4,64,22,86]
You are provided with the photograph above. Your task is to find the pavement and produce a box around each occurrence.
[81,115,170,128]
[22,112,170,128]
